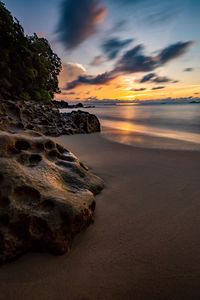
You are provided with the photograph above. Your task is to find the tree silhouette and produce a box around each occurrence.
[0,1,62,101]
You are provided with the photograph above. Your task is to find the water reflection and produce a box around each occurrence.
[63,104,200,150]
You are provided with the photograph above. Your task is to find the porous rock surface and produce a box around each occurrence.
[0,130,104,263]
[0,99,101,136]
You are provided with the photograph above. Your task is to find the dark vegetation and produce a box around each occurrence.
[0,1,62,101]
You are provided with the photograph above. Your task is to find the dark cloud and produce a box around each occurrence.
[152,86,165,90]
[139,73,156,83]
[66,71,116,90]
[90,36,133,66]
[184,67,194,72]
[66,40,194,89]
[131,88,146,91]
[115,45,158,73]
[153,76,172,83]
[114,41,194,74]
[102,37,133,60]
[138,73,173,84]
[57,0,107,49]
[158,41,195,64]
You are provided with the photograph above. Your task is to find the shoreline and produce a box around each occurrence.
[101,126,200,152]
[0,132,200,299]
[65,103,200,151]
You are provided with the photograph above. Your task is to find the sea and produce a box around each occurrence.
[62,103,200,151]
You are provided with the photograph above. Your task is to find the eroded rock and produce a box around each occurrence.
[0,130,104,263]
[0,100,101,136]
[63,110,101,134]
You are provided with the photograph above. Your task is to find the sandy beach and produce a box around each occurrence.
[0,132,200,300]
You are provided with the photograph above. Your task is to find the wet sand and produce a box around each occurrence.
[0,133,200,300]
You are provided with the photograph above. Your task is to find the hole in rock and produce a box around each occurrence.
[56,144,65,154]
[29,154,42,165]
[40,199,55,211]
[48,149,59,159]
[30,217,51,237]
[89,201,96,212]
[13,186,41,205]
[15,140,30,151]
[34,142,44,151]
[45,140,55,150]
[60,155,76,162]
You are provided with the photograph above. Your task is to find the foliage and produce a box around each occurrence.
[0,2,62,101]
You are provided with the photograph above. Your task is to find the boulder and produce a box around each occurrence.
[63,110,101,134]
[0,130,104,263]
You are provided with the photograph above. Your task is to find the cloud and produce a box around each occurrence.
[90,36,133,66]
[153,76,172,83]
[139,73,156,83]
[66,71,116,90]
[59,63,86,88]
[66,40,194,89]
[152,86,165,90]
[131,88,146,91]
[158,41,195,64]
[139,73,173,83]
[102,37,133,60]
[57,0,107,49]
[114,41,194,74]
[184,67,194,72]
[115,45,158,73]
[90,55,106,66]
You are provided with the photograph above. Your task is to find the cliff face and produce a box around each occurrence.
[0,100,101,136]
[0,100,103,263]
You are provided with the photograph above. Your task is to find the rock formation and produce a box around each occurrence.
[0,99,103,263]
[52,100,84,109]
[0,100,100,137]
[0,130,104,263]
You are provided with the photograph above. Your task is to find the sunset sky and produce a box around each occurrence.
[5,0,200,101]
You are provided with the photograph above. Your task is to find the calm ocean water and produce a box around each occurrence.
[63,104,200,150]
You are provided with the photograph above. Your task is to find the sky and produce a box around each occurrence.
[4,0,200,101]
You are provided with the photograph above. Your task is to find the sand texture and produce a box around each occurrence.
[0,133,200,299]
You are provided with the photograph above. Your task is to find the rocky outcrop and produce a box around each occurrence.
[0,100,100,137]
[0,99,103,263]
[0,130,104,263]
[52,100,84,109]
[63,110,101,134]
